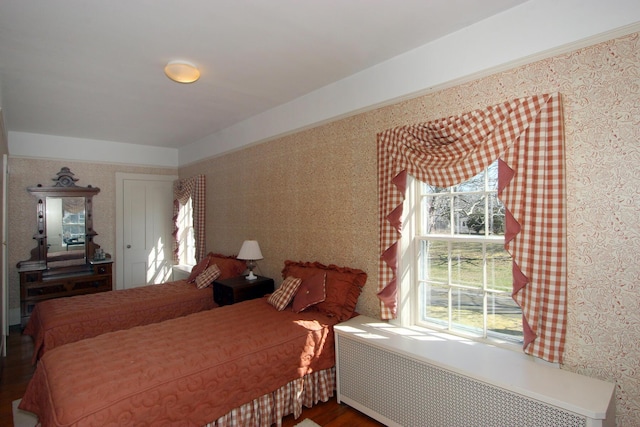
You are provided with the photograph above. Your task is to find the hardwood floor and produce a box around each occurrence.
[0,326,36,427]
[0,326,383,427]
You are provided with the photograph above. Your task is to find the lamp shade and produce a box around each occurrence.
[237,240,263,261]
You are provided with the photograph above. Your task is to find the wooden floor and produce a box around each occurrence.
[0,326,384,427]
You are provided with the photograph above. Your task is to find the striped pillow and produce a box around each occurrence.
[195,264,221,289]
[267,276,302,311]
[187,257,210,283]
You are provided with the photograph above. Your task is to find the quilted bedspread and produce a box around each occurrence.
[20,297,337,426]
[24,280,217,364]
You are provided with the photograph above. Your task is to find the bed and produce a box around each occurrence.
[19,260,367,427]
[24,253,246,364]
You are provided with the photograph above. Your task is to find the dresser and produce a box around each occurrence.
[17,167,114,328]
[19,260,113,327]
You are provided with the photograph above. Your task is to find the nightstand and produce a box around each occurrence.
[213,275,274,306]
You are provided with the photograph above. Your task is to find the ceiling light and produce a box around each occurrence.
[164,60,200,84]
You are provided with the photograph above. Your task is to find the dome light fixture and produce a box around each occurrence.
[164,60,200,84]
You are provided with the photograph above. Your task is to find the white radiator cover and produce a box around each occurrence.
[335,316,615,427]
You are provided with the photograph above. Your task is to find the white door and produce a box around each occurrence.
[117,174,176,289]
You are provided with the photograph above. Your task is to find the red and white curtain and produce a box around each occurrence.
[172,175,206,263]
[377,93,566,363]
[62,197,85,214]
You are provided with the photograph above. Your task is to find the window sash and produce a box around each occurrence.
[176,198,196,266]
[413,164,521,343]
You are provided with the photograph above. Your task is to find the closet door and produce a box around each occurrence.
[117,174,176,289]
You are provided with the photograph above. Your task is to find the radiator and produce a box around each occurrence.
[335,316,615,427]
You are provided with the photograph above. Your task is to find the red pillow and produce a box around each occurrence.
[207,253,247,279]
[282,261,367,321]
[292,272,326,313]
[187,257,210,283]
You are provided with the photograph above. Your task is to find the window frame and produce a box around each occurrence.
[396,173,522,350]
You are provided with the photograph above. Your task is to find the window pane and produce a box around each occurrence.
[419,240,448,283]
[186,227,195,264]
[487,160,499,191]
[422,193,451,234]
[178,198,196,265]
[486,243,512,291]
[450,242,483,287]
[456,169,485,192]
[454,194,485,235]
[451,288,483,337]
[488,194,505,236]
[419,282,448,325]
[423,195,451,234]
[421,182,447,194]
[487,293,523,340]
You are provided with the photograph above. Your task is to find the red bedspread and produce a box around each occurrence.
[24,279,217,364]
[20,297,337,426]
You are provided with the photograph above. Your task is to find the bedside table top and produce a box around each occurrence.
[214,275,272,288]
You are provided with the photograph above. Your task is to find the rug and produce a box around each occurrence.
[12,399,38,427]
[294,419,322,427]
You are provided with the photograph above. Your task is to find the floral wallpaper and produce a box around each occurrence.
[7,31,639,426]
[183,32,640,425]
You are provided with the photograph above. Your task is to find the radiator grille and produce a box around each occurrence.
[338,337,587,427]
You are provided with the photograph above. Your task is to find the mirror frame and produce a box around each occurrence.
[18,167,101,271]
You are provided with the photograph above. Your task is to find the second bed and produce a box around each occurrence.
[24,253,246,363]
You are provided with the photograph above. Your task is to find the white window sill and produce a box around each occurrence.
[172,264,193,281]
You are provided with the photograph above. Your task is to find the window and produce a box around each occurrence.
[62,210,85,242]
[176,197,196,266]
[413,160,522,344]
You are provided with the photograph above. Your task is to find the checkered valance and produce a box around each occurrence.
[377,93,566,363]
[172,175,206,263]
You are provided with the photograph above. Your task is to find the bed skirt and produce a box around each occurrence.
[206,367,335,427]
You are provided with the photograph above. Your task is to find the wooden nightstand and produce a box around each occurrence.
[213,275,274,306]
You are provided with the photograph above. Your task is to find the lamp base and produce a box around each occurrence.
[246,271,257,280]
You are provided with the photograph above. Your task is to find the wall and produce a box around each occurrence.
[0,110,7,355]
[180,32,640,426]
[7,158,176,323]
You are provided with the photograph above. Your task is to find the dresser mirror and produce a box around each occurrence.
[45,196,87,265]
[17,167,102,271]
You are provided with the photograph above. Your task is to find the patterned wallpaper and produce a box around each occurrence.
[181,32,640,425]
[7,32,638,426]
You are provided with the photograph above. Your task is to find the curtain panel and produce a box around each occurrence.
[62,197,85,214]
[172,175,206,263]
[377,93,566,363]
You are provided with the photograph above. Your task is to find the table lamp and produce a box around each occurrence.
[237,240,263,280]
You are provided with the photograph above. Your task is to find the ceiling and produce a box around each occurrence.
[0,0,527,149]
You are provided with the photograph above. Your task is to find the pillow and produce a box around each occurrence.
[282,261,367,321]
[206,253,247,279]
[187,257,210,283]
[195,264,222,289]
[267,276,302,311]
[292,272,326,313]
